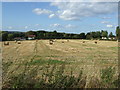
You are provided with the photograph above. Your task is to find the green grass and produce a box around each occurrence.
[100,59,109,64]
[3,61,13,71]
[111,47,120,50]
[86,48,93,50]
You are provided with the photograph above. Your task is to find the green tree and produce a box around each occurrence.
[96,31,101,39]
[25,31,36,37]
[52,30,58,39]
[109,32,114,37]
[101,30,108,37]
[116,26,120,40]
[73,34,79,39]
[0,31,2,41]
[90,32,98,39]
[36,31,46,39]
[7,34,14,41]
[13,32,25,38]
[79,33,86,39]
[2,31,8,41]
[86,33,91,39]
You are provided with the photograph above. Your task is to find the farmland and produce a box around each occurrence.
[2,39,119,88]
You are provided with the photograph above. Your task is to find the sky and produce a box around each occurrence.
[2,2,118,34]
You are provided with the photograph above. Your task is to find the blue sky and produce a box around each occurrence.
[2,2,118,34]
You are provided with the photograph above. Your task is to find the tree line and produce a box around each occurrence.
[0,26,120,41]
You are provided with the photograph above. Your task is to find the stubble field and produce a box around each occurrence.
[2,39,119,88]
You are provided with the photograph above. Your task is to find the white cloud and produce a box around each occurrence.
[32,2,117,21]
[25,26,28,29]
[65,24,76,28]
[57,10,80,20]
[32,8,52,15]
[102,17,112,19]
[101,21,110,24]
[2,0,120,2]
[35,24,40,26]
[50,23,61,27]
[50,23,76,29]
[50,2,117,20]
[49,14,56,18]
[8,26,12,29]
[106,24,114,28]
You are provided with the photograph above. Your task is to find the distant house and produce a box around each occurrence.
[113,37,117,40]
[102,37,107,40]
[14,37,21,41]
[14,37,26,41]
[28,35,36,40]
[108,37,116,40]
[21,38,26,40]
[108,37,112,40]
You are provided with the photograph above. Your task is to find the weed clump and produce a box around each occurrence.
[100,66,117,88]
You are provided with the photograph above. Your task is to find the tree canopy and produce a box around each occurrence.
[1,29,117,41]
[116,26,120,40]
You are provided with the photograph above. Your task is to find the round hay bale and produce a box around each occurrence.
[49,40,53,45]
[4,42,9,46]
[83,41,85,43]
[94,41,97,44]
[15,40,17,43]
[49,42,53,45]
[49,39,53,42]
[17,41,21,44]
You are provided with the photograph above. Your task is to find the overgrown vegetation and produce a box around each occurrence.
[100,66,117,88]
[2,64,119,88]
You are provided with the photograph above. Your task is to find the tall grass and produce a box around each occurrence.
[2,64,119,88]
